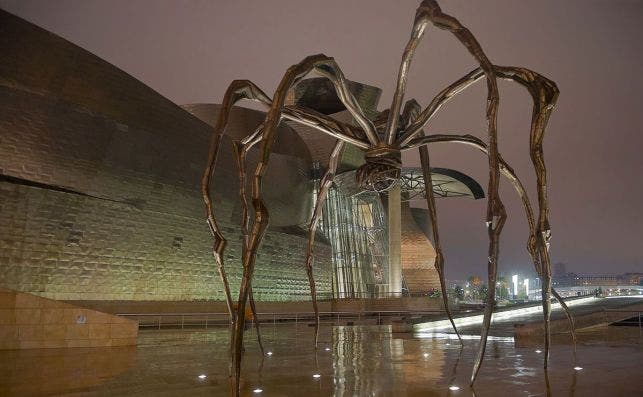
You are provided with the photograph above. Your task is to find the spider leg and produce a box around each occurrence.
[201,80,271,345]
[495,66,563,367]
[399,61,568,373]
[231,54,374,395]
[305,140,345,348]
[403,132,576,360]
[232,132,265,355]
[408,2,504,385]
[402,99,463,344]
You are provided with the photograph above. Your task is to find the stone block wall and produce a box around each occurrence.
[0,288,137,350]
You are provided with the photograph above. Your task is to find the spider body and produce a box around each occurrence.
[356,145,402,192]
[201,1,575,395]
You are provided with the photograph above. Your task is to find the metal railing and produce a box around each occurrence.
[116,310,444,330]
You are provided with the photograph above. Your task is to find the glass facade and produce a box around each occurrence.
[313,163,390,298]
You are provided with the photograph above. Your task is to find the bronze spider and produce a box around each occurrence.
[201,0,575,393]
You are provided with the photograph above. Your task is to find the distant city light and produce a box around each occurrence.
[524,278,530,300]
[449,385,460,391]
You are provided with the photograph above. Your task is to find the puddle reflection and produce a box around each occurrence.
[0,324,640,396]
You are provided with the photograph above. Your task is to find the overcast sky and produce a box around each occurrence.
[2,0,642,279]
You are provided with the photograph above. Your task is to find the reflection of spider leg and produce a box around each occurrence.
[305,140,345,348]
[231,55,373,395]
[388,2,504,383]
[402,99,463,344]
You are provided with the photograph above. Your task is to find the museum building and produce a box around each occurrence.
[0,9,482,304]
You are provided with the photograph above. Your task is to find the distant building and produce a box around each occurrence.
[552,263,579,287]
[619,273,643,286]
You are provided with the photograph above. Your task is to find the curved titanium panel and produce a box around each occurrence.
[0,9,330,301]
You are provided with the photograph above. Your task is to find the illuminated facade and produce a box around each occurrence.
[0,10,482,302]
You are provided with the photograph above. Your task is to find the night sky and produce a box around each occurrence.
[2,0,642,280]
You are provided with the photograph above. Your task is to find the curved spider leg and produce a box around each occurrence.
[403,99,463,344]
[201,80,272,379]
[305,140,345,348]
[405,2,504,385]
[495,66,565,366]
[232,129,266,355]
[400,61,572,371]
[404,133,574,360]
[230,103,365,380]
[231,54,373,395]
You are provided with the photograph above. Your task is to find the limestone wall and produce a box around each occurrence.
[0,288,137,350]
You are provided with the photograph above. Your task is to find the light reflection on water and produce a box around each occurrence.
[0,324,640,396]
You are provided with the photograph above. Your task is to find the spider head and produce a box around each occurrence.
[356,146,402,192]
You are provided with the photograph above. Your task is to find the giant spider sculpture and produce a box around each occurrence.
[201,1,576,393]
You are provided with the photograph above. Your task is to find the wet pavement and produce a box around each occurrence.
[1,322,641,396]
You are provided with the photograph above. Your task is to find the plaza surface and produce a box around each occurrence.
[1,321,642,396]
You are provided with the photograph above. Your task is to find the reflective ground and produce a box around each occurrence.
[1,324,641,396]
